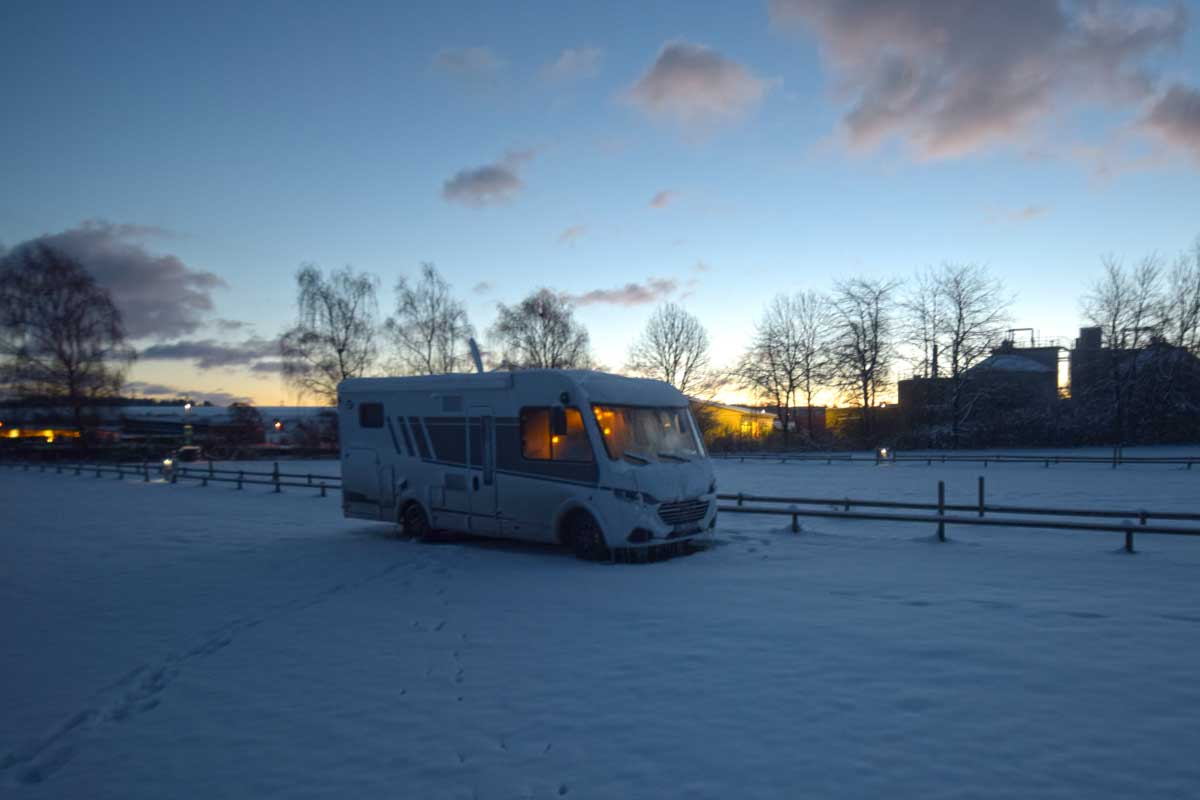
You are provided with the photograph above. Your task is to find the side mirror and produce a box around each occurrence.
[551,406,568,437]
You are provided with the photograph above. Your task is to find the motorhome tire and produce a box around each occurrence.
[403,503,433,541]
[566,511,609,561]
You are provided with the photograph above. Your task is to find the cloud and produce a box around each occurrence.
[5,220,225,339]
[432,47,505,81]
[542,46,603,83]
[1143,84,1200,161]
[442,149,534,207]
[770,0,1188,160]
[557,225,588,245]
[249,360,287,374]
[693,260,712,272]
[567,277,678,307]
[472,281,494,294]
[139,336,280,369]
[987,204,1049,223]
[213,318,250,333]
[123,381,251,406]
[123,381,179,396]
[650,189,677,208]
[627,41,771,127]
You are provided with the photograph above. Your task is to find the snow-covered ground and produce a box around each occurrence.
[3,456,1200,798]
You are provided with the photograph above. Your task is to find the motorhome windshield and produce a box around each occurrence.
[592,405,704,463]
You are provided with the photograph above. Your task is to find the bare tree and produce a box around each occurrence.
[735,293,829,448]
[280,264,379,404]
[900,268,945,379]
[625,303,715,397]
[830,277,900,441]
[0,245,136,442]
[383,263,474,375]
[793,291,835,442]
[936,263,1011,446]
[1081,255,1165,446]
[1163,240,1200,355]
[488,288,591,369]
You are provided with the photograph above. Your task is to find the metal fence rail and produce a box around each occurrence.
[1,460,342,496]
[712,452,1200,468]
[718,478,1200,552]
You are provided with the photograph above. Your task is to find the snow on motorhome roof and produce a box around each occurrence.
[340,370,687,406]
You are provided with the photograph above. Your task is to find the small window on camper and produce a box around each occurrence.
[520,407,593,462]
[358,402,384,428]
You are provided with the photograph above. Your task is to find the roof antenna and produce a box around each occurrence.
[468,338,484,374]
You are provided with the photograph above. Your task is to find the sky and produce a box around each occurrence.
[2,0,1199,406]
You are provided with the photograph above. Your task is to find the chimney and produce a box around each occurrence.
[1077,327,1102,350]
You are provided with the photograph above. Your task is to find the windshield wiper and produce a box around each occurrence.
[622,451,650,465]
[657,452,689,462]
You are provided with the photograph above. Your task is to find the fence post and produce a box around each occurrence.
[737,493,744,507]
[95,466,101,478]
[791,512,799,533]
[937,480,946,542]
[209,459,214,477]
[307,473,312,485]
[320,482,327,498]
[1125,528,1134,553]
[237,471,243,490]
[978,476,985,517]
[201,475,208,487]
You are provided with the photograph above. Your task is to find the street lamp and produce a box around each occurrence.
[183,400,193,445]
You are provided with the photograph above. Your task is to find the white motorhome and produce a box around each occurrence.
[337,370,717,558]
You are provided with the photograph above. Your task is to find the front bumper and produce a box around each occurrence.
[605,494,718,548]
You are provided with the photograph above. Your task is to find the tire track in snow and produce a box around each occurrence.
[0,556,421,787]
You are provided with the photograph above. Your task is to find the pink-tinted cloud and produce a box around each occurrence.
[650,189,677,208]
[771,0,1187,160]
[542,46,603,83]
[568,277,678,307]
[1143,84,1200,162]
[627,41,770,128]
[557,225,588,245]
[442,150,534,206]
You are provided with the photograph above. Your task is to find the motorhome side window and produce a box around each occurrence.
[520,407,593,462]
[358,402,384,428]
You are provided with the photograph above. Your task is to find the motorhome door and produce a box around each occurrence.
[468,405,499,533]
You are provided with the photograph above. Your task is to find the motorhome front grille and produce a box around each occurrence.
[658,499,710,527]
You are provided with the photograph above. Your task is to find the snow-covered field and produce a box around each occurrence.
[3,456,1200,798]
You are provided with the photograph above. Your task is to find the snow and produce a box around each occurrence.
[3,455,1200,798]
[971,353,1054,372]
